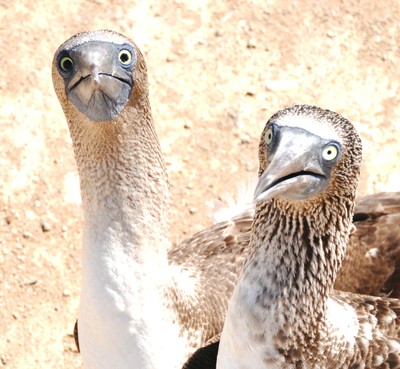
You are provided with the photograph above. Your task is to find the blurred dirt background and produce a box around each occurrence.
[1,0,400,368]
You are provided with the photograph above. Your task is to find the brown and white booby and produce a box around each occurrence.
[52,30,252,369]
[216,105,400,369]
[52,31,400,369]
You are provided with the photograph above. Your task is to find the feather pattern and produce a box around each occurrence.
[338,193,400,297]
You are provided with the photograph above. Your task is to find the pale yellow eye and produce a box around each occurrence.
[118,49,132,65]
[59,56,73,72]
[322,145,339,161]
[265,127,273,145]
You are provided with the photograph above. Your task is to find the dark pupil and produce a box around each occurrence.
[62,59,72,71]
[327,150,332,155]
[268,133,272,140]
[120,52,129,63]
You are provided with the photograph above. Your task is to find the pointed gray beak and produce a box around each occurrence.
[254,127,330,203]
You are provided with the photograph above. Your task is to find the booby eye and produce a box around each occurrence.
[59,56,74,72]
[322,144,339,161]
[118,49,132,65]
[265,127,274,145]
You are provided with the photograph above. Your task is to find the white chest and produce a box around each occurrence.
[217,284,282,369]
[78,234,191,369]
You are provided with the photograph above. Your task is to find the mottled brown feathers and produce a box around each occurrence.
[167,210,252,347]
[183,195,400,369]
[338,192,400,297]
[170,189,400,358]
[335,292,400,369]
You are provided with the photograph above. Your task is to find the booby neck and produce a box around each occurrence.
[52,31,192,369]
[74,100,180,369]
[66,101,171,261]
[245,194,354,333]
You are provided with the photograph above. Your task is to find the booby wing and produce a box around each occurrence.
[338,192,400,297]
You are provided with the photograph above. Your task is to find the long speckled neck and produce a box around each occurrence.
[217,194,356,369]
[52,32,193,369]
[66,93,190,369]
[242,194,354,362]
[68,97,171,260]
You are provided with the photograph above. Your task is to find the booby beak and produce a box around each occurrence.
[56,41,135,122]
[254,126,337,203]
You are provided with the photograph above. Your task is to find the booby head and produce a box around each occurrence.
[254,104,362,204]
[52,30,146,122]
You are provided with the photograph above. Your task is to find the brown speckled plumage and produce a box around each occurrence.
[216,105,400,369]
[183,192,400,369]
[167,212,252,347]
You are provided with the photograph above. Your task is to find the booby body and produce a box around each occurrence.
[217,105,400,369]
[52,30,252,369]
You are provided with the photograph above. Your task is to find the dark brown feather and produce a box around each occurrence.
[181,337,220,369]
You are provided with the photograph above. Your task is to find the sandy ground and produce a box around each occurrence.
[1,0,400,367]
